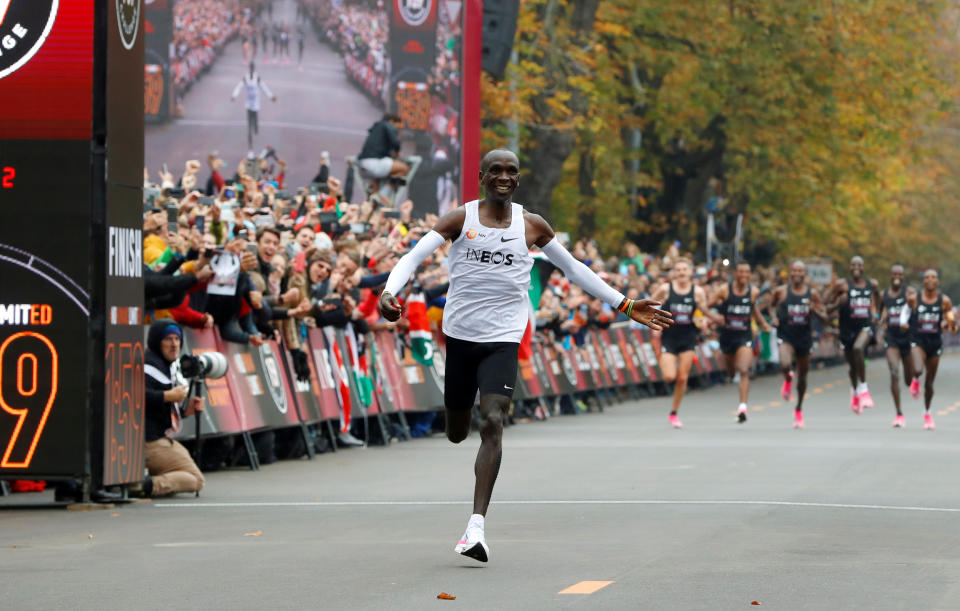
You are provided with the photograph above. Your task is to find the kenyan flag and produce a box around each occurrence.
[406,289,433,365]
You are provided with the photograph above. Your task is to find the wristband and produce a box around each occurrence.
[626,299,635,317]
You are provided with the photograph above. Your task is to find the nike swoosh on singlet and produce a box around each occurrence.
[500,236,518,242]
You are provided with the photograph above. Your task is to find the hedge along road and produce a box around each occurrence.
[2,355,960,610]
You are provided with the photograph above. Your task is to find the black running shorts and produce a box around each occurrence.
[911,334,943,359]
[884,331,912,357]
[719,330,753,356]
[778,329,812,358]
[443,336,520,411]
[839,324,872,351]
[660,329,698,355]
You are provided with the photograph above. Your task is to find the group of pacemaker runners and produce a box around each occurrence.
[653,255,956,431]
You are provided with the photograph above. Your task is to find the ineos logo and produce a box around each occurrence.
[397,0,431,27]
[116,0,140,50]
[0,0,58,81]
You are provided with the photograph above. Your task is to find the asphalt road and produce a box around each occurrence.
[145,0,381,191]
[3,355,960,610]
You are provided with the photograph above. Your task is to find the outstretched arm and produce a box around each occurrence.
[378,207,464,321]
[528,214,671,330]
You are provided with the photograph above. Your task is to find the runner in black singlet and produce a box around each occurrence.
[826,256,880,414]
[769,261,829,428]
[650,258,718,428]
[904,269,956,430]
[708,261,770,423]
[879,264,912,427]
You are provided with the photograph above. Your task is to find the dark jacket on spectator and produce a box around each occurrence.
[359,120,400,160]
[144,319,182,442]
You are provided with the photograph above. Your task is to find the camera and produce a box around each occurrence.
[179,352,228,380]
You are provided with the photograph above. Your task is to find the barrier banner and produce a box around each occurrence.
[629,328,663,382]
[336,328,378,416]
[692,344,708,376]
[597,328,633,386]
[516,344,544,401]
[371,331,419,412]
[542,341,579,396]
[587,330,620,388]
[607,327,646,386]
[305,329,348,422]
[217,337,301,431]
[531,341,561,397]
[281,341,328,425]
[367,332,400,414]
[570,344,598,392]
[174,328,245,439]
[395,334,444,412]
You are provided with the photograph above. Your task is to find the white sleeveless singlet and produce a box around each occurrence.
[443,200,533,344]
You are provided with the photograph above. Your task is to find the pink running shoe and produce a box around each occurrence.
[909,378,921,400]
[781,372,794,401]
[892,414,905,428]
[850,391,862,415]
[793,410,805,429]
[669,413,683,429]
[859,389,875,409]
[924,413,936,430]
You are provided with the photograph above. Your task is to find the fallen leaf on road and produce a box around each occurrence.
[437,592,456,600]
[87,533,93,539]
[751,602,762,606]
[111,513,120,517]
[243,530,263,537]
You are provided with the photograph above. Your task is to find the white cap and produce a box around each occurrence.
[320,150,330,162]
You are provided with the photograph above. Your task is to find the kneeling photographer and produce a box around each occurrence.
[143,319,205,497]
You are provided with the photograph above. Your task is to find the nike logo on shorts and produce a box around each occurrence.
[504,384,513,390]
[500,236,518,243]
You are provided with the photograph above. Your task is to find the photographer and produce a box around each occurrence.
[143,320,205,497]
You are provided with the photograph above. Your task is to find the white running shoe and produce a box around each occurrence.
[337,431,364,447]
[454,523,489,562]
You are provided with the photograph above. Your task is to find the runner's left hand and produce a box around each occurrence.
[627,300,673,331]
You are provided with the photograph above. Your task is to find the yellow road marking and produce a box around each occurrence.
[813,388,823,394]
[937,411,948,416]
[752,405,766,412]
[559,581,614,595]
[825,383,834,389]
[769,401,781,407]
[804,393,811,399]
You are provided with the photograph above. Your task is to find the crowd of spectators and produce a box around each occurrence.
[302,0,389,104]
[144,145,840,406]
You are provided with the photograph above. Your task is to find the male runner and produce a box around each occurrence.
[378,149,671,562]
[903,270,956,430]
[230,62,277,148]
[650,258,717,429]
[879,264,912,427]
[826,256,880,414]
[708,261,771,423]
[769,261,829,428]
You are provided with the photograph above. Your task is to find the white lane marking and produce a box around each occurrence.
[154,500,960,513]
[172,119,367,137]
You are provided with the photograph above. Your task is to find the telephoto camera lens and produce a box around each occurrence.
[179,352,229,380]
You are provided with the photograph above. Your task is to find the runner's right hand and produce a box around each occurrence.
[379,291,402,322]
